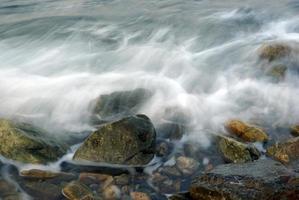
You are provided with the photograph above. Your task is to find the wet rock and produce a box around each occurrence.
[0,119,67,164]
[290,125,299,137]
[102,184,120,200]
[0,179,22,200]
[92,88,152,121]
[168,193,191,200]
[218,135,260,163]
[157,122,185,141]
[79,172,113,186]
[19,169,76,200]
[259,43,291,62]
[175,156,199,176]
[158,166,182,177]
[73,115,156,165]
[267,64,287,80]
[62,181,96,200]
[156,140,173,158]
[151,173,181,194]
[130,192,151,200]
[20,169,75,180]
[114,174,130,186]
[189,159,299,200]
[225,120,268,142]
[267,137,299,164]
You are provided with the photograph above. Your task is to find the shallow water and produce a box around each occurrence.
[1,0,299,198]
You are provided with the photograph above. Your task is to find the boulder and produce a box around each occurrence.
[189,159,299,200]
[225,120,268,142]
[267,137,299,164]
[73,115,156,165]
[92,88,152,121]
[0,119,67,164]
[217,135,260,163]
[259,43,291,62]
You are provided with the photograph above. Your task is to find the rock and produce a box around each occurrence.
[130,192,151,200]
[157,166,182,177]
[176,156,199,176]
[19,169,76,200]
[92,88,152,121]
[267,137,299,164]
[20,169,75,180]
[73,115,156,165]
[290,125,299,137]
[267,64,287,80]
[114,174,130,186]
[0,179,22,200]
[79,172,113,186]
[168,193,191,200]
[151,172,181,194]
[0,119,66,164]
[62,181,96,200]
[189,159,299,200]
[259,43,291,62]
[157,122,185,141]
[225,120,268,142]
[218,135,260,163]
[102,184,120,200]
[156,141,172,158]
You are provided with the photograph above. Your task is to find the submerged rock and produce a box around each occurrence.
[259,43,291,62]
[225,120,268,142]
[19,169,76,200]
[73,115,156,165]
[267,137,299,164]
[20,169,75,180]
[0,179,22,200]
[189,159,299,200]
[130,192,151,200]
[217,135,260,163]
[62,181,96,200]
[0,119,66,164]
[92,88,152,121]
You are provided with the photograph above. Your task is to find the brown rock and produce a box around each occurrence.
[103,185,120,200]
[218,135,260,163]
[226,120,268,142]
[62,181,95,200]
[267,137,299,164]
[259,43,291,62]
[130,192,151,200]
[20,169,74,180]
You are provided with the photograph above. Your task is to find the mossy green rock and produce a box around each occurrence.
[218,135,260,163]
[92,88,152,121]
[0,119,66,164]
[73,115,156,165]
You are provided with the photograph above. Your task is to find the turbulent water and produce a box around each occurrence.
[1,0,299,198]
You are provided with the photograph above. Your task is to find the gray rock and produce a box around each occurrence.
[190,159,299,200]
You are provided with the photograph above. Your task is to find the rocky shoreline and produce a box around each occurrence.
[0,42,299,199]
